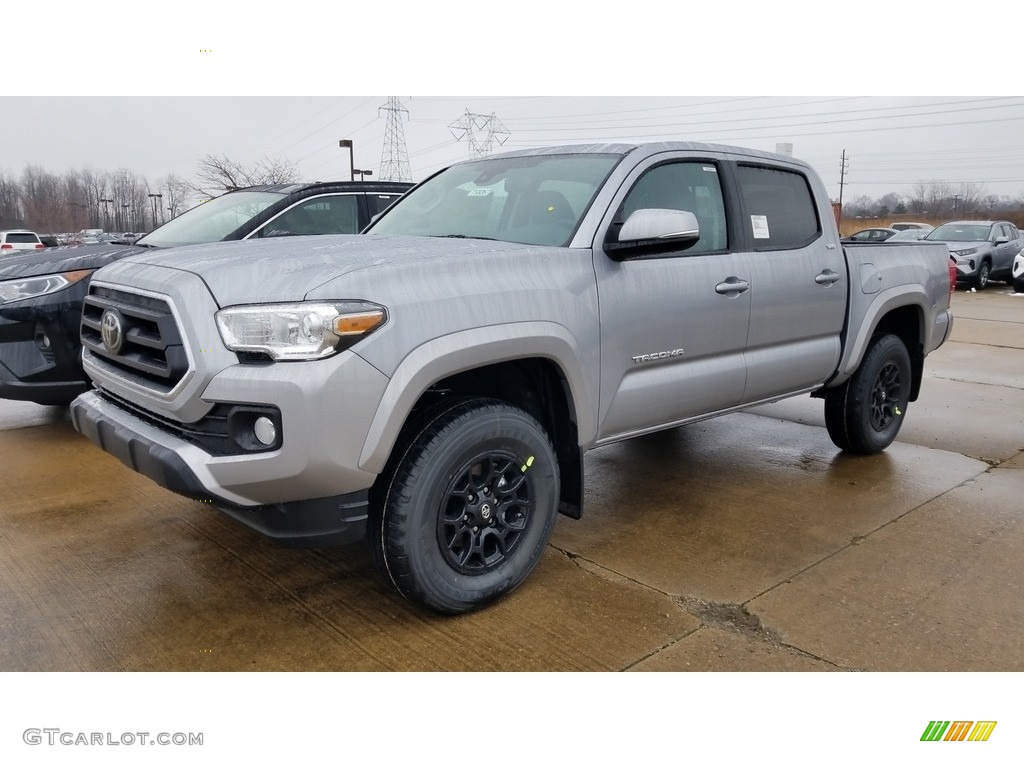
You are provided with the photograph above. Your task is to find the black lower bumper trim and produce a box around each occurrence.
[70,394,368,547]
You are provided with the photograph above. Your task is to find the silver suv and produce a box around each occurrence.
[924,220,1022,289]
[0,229,44,254]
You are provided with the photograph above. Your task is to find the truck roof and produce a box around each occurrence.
[485,140,810,168]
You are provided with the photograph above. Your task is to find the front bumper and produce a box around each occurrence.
[0,285,90,404]
[71,389,374,546]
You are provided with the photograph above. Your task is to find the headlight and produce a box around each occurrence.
[216,301,387,361]
[0,269,93,304]
[951,247,978,257]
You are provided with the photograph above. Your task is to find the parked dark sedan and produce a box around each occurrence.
[841,227,898,244]
[0,180,412,405]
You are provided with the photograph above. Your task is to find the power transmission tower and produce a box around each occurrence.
[449,110,510,158]
[378,97,412,182]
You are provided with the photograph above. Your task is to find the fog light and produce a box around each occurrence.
[254,416,277,446]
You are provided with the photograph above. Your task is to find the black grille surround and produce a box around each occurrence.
[81,285,190,392]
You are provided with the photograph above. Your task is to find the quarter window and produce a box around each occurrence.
[736,165,820,250]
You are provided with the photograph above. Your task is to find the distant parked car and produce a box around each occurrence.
[38,235,62,248]
[888,229,932,242]
[889,222,933,232]
[1012,250,1023,293]
[842,227,898,243]
[0,229,45,254]
[924,220,1023,289]
[0,180,413,405]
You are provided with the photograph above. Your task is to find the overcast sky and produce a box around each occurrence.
[5,2,1022,204]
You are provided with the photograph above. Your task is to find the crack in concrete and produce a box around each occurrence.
[674,596,780,641]
[552,546,855,670]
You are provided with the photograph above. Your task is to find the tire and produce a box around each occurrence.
[824,334,912,455]
[974,261,991,290]
[369,398,559,614]
[1013,276,1024,294]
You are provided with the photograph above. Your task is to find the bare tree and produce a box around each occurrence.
[20,165,66,233]
[160,173,196,221]
[925,181,952,217]
[190,154,299,198]
[909,182,929,215]
[0,172,21,229]
[954,182,985,216]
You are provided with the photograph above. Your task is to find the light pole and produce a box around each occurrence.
[99,198,114,231]
[337,137,370,181]
[121,204,131,233]
[148,193,163,229]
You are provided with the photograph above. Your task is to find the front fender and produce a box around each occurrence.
[356,321,594,474]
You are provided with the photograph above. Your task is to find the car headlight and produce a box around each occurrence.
[0,269,94,304]
[216,301,387,361]
[951,247,978,257]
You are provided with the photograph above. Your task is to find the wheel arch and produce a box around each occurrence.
[358,324,592,517]
[835,292,927,401]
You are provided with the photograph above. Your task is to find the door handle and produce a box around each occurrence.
[715,278,750,295]
[815,270,841,285]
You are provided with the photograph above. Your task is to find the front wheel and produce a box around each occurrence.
[824,334,912,454]
[974,261,991,290]
[369,398,559,614]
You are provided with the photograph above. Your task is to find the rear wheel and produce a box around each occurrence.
[824,334,912,455]
[369,398,559,614]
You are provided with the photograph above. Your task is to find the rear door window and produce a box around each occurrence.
[736,165,820,250]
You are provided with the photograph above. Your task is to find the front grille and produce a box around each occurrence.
[81,286,189,392]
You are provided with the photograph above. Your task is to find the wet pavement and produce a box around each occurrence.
[1,286,1021,671]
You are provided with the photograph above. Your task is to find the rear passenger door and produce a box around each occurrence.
[734,164,848,403]
[594,156,752,440]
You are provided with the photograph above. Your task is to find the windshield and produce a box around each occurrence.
[368,153,620,247]
[137,190,284,247]
[926,224,992,242]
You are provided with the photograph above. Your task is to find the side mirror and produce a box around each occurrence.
[994,235,1009,244]
[607,209,700,259]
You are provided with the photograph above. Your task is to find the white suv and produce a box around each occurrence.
[0,230,44,254]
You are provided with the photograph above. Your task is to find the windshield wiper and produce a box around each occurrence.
[433,234,499,241]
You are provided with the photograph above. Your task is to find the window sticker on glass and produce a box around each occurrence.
[467,189,493,196]
[702,166,717,173]
[751,215,770,239]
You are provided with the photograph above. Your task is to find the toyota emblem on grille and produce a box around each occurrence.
[100,309,124,354]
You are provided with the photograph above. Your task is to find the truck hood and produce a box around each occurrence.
[0,243,146,279]
[97,234,559,305]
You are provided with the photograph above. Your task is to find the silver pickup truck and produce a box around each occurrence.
[70,142,954,613]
